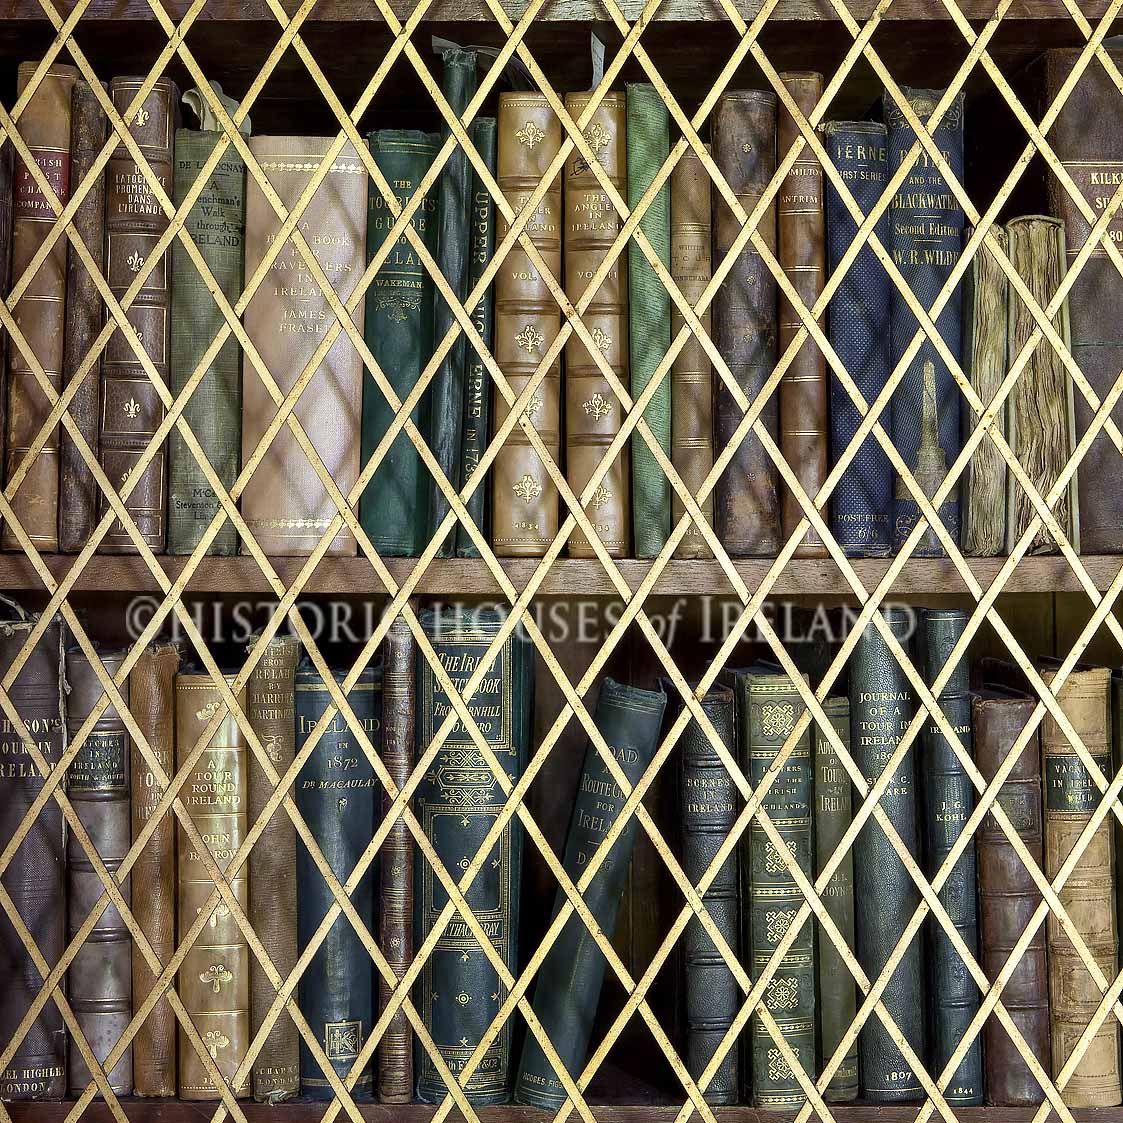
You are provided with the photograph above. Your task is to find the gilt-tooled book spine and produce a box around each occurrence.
[1042,664,1121,1106]
[1114,673,1123,1010]
[360,130,438,557]
[628,84,671,558]
[167,93,247,557]
[736,666,815,1108]
[823,121,892,556]
[850,608,925,1101]
[973,688,1048,1106]
[4,62,78,554]
[129,642,180,1096]
[565,90,628,559]
[669,147,714,559]
[246,633,301,1102]
[65,647,131,1096]
[415,607,532,1103]
[455,118,498,559]
[98,77,178,554]
[0,606,66,1099]
[515,678,666,1109]
[814,695,857,1101]
[778,73,828,559]
[679,685,739,1104]
[919,610,982,1104]
[713,91,779,557]
[241,136,367,556]
[379,614,415,1103]
[0,133,12,487]
[175,672,250,1100]
[295,663,380,1099]
[59,80,107,554]
[492,94,562,557]
[885,86,965,555]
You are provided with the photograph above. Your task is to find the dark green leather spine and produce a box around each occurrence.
[454,117,497,558]
[627,84,672,558]
[850,608,926,1101]
[360,130,439,556]
[294,663,382,1099]
[814,695,858,1101]
[428,49,478,557]
[414,607,533,1103]
[514,679,666,1108]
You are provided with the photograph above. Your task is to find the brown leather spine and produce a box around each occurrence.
[65,647,132,1096]
[246,633,300,1102]
[1042,665,1121,1106]
[0,134,12,483]
[4,62,79,554]
[492,95,563,557]
[241,136,367,556]
[378,613,414,1103]
[563,91,628,558]
[59,81,107,555]
[175,672,251,1100]
[712,91,779,557]
[98,77,177,554]
[777,72,828,557]
[669,146,714,560]
[129,642,180,1096]
[973,690,1049,1106]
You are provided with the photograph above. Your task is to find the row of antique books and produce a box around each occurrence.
[0,598,1119,1108]
[3,49,1119,564]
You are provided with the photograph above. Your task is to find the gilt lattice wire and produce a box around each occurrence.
[2,0,1123,1117]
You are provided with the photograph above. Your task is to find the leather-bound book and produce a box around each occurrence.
[129,642,180,1096]
[454,118,498,559]
[361,130,438,557]
[246,632,301,1102]
[241,136,367,556]
[428,48,478,557]
[1005,215,1078,553]
[98,77,178,554]
[961,225,1008,557]
[713,91,779,556]
[814,695,857,1101]
[59,80,106,554]
[849,608,925,1101]
[515,679,665,1109]
[1041,664,1121,1106]
[0,134,12,482]
[175,671,250,1100]
[167,83,248,557]
[676,684,738,1103]
[885,87,965,555]
[669,147,714,559]
[778,72,828,558]
[628,83,671,558]
[378,613,415,1103]
[0,602,66,1099]
[4,62,78,554]
[822,121,892,556]
[492,93,562,557]
[294,662,380,1098]
[919,610,982,1104]
[565,90,628,559]
[973,687,1048,1105]
[415,607,532,1103]
[65,647,131,1096]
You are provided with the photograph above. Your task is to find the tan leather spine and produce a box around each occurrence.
[175,673,251,1100]
[492,95,562,557]
[777,72,828,558]
[240,136,366,557]
[563,91,628,558]
[669,146,714,559]
[4,61,78,553]
[129,642,180,1097]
